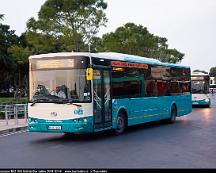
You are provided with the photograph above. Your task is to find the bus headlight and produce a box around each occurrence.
[29,118,37,123]
[204,98,209,102]
[72,118,87,123]
[83,118,87,123]
[73,119,78,123]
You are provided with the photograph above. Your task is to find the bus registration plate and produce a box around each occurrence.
[48,126,62,130]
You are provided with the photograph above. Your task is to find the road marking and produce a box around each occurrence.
[0,130,27,138]
[51,144,64,149]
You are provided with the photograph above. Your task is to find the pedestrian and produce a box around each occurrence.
[211,88,214,96]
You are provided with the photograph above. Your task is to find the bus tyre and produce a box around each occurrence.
[169,105,177,123]
[115,112,126,135]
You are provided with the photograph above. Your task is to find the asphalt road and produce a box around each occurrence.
[0,95,216,169]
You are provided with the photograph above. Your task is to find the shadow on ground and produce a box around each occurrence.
[29,119,181,144]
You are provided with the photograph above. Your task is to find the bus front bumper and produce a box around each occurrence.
[28,117,94,133]
[192,99,211,106]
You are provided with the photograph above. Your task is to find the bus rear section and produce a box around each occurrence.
[191,73,211,107]
[110,61,192,130]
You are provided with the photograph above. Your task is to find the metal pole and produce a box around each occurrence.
[88,43,91,53]
[5,105,8,126]
[14,104,18,125]
[24,104,27,122]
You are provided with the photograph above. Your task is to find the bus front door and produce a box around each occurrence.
[93,69,112,130]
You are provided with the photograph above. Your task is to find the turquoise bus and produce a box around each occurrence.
[28,52,192,135]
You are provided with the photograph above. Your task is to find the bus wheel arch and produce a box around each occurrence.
[115,108,128,135]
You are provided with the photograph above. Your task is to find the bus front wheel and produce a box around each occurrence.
[115,112,127,135]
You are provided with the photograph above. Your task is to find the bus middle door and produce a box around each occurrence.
[93,68,112,130]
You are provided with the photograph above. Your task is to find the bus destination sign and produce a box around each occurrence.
[36,59,75,69]
[111,61,148,69]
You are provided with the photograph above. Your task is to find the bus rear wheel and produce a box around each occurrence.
[115,112,126,135]
[168,105,177,123]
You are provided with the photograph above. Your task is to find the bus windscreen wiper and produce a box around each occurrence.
[68,99,82,107]
[53,99,68,104]
[30,98,54,106]
[54,99,82,107]
[69,103,82,107]
[31,98,82,107]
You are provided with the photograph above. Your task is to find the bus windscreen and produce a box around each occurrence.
[29,57,91,103]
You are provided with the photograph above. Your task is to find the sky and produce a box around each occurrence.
[0,0,215,72]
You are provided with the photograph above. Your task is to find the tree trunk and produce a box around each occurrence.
[75,40,81,52]
[19,69,21,88]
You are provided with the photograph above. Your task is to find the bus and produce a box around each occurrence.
[191,72,211,107]
[209,84,216,94]
[28,52,192,135]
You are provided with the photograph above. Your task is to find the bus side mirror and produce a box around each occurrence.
[86,68,93,81]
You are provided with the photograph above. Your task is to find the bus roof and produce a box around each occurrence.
[29,52,190,69]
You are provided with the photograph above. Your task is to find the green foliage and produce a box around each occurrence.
[0,18,18,71]
[7,34,30,95]
[0,15,19,92]
[25,31,59,54]
[26,0,108,53]
[8,45,31,65]
[97,23,184,63]
[0,15,30,95]
[0,97,28,104]
[209,67,216,77]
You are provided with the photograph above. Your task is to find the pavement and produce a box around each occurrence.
[0,118,28,135]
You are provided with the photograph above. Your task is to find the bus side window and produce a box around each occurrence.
[112,80,141,98]
[156,81,169,96]
[145,80,156,97]
[170,82,181,96]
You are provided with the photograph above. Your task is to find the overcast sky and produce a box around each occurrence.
[0,0,215,72]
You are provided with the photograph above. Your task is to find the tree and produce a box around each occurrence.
[7,32,33,97]
[0,15,18,72]
[0,14,19,93]
[209,67,216,77]
[97,23,184,63]
[193,69,208,74]
[26,0,108,53]
[0,15,30,96]
[8,44,31,94]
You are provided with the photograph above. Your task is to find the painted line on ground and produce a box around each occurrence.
[0,129,28,138]
[0,126,28,137]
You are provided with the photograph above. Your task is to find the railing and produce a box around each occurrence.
[0,104,28,126]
